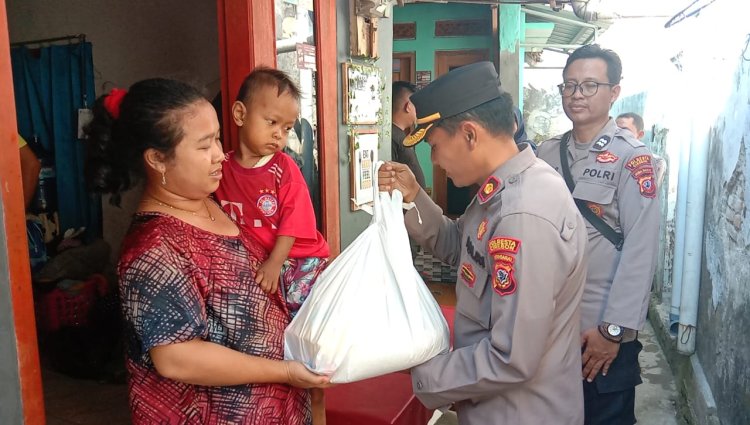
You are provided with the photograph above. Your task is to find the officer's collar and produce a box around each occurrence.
[477,144,536,205]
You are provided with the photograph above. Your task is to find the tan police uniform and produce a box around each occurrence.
[537,118,660,335]
[405,145,588,425]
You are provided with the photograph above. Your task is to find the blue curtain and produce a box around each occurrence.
[11,42,101,238]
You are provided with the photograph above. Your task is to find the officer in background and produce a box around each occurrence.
[378,61,588,424]
[391,81,426,189]
[537,45,661,425]
[616,112,667,186]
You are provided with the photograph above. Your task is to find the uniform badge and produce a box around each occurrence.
[477,218,488,240]
[477,176,501,203]
[257,190,278,216]
[492,261,517,296]
[625,155,653,171]
[596,151,619,164]
[593,136,611,150]
[638,174,656,198]
[587,202,604,217]
[625,155,656,198]
[488,237,521,254]
[492,252,515,264]
[460,263,476,288]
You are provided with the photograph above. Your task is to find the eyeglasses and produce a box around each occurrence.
[557,81,615,97]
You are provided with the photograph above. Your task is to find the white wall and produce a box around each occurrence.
[7,0,220,261]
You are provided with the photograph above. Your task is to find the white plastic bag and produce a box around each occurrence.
[284,164,449,383]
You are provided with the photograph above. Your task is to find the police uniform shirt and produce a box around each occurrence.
[537,118,661,334]
[405,145,588,425]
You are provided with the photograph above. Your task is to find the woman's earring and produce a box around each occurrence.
[161,172,167,186]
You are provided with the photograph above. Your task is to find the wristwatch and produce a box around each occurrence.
[598,323,623,343]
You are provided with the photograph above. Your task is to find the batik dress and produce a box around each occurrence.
[119,212,311,424]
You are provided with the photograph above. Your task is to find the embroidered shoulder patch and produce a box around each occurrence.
[625,154,653,171]
[477,218,488,240]
[460,263,476,288]
[596,151,619,164]
[625,155,656,198]
[492,261,517,296]
[478,176,501,203]
[488,237,521,254]
[637,174,657,198]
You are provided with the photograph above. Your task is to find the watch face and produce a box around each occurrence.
[607,324,622,337]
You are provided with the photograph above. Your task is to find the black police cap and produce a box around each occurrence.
[403,61,504,146]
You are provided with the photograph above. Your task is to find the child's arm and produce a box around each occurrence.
[256,235,295,294]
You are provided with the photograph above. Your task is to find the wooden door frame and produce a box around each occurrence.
[393,51,416,83]
[432,49,489,212]
[217,0,340,255]
[0,1,46,423]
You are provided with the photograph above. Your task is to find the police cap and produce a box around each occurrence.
[403,61,504,146]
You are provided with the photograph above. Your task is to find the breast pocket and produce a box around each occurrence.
[455,261,491,329]
[572,180,616,204]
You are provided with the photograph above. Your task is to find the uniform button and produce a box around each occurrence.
[416,381,423,390]
[567,221,575,229]
[508,176,518,184]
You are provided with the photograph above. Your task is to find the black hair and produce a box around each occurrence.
[617,112,644,132]
[84,78,206,206]
[235,66,301,105]
[435,92,516,139]
[563,44,623,85]
[392,81,416,111]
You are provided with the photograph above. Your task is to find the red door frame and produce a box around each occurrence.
[0,3,340,421]
[216,0,340,255]
[0,1,46,423]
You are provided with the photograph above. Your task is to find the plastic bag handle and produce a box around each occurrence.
[370,161,382,221]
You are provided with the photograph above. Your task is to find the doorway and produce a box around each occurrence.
[393,51,415,83]
[433,49,489,216]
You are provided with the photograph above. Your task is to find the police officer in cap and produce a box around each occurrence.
[378,61,588,424]
[537,45,660,424]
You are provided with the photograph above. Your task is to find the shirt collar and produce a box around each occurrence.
[477,144,536,205]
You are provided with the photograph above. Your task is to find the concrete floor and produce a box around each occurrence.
[429,320,681,425]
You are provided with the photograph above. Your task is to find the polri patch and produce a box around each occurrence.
[625,155,656,198]
[625,154,653,171]
[596,151,619,164]
[478,176,501,203]
[637,174,656,198]
[477,218,488,240]
[492,261,517,296]
[460,263,476,288]
[488,237,521,254]
[593,136,611,150]
[492,252,515,264]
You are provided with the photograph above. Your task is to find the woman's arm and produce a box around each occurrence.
[150,338,329,388]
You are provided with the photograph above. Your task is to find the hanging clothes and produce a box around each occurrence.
[10,41,101,238]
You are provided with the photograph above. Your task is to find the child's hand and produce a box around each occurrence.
[256,260,282,294]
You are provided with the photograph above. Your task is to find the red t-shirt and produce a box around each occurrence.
[215,151,329,259]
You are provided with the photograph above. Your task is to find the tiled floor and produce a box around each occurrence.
[414,251,457,283]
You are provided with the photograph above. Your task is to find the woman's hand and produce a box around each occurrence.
[378,161,421,203]
[284,361,333,389]
[255,259,282,294]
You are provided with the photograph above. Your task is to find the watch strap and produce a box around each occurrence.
[598,323,623,343]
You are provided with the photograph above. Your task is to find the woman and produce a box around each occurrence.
[85,79,328,424]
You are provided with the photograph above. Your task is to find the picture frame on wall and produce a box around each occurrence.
[349,129,379,211]
[342,62,382,125]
